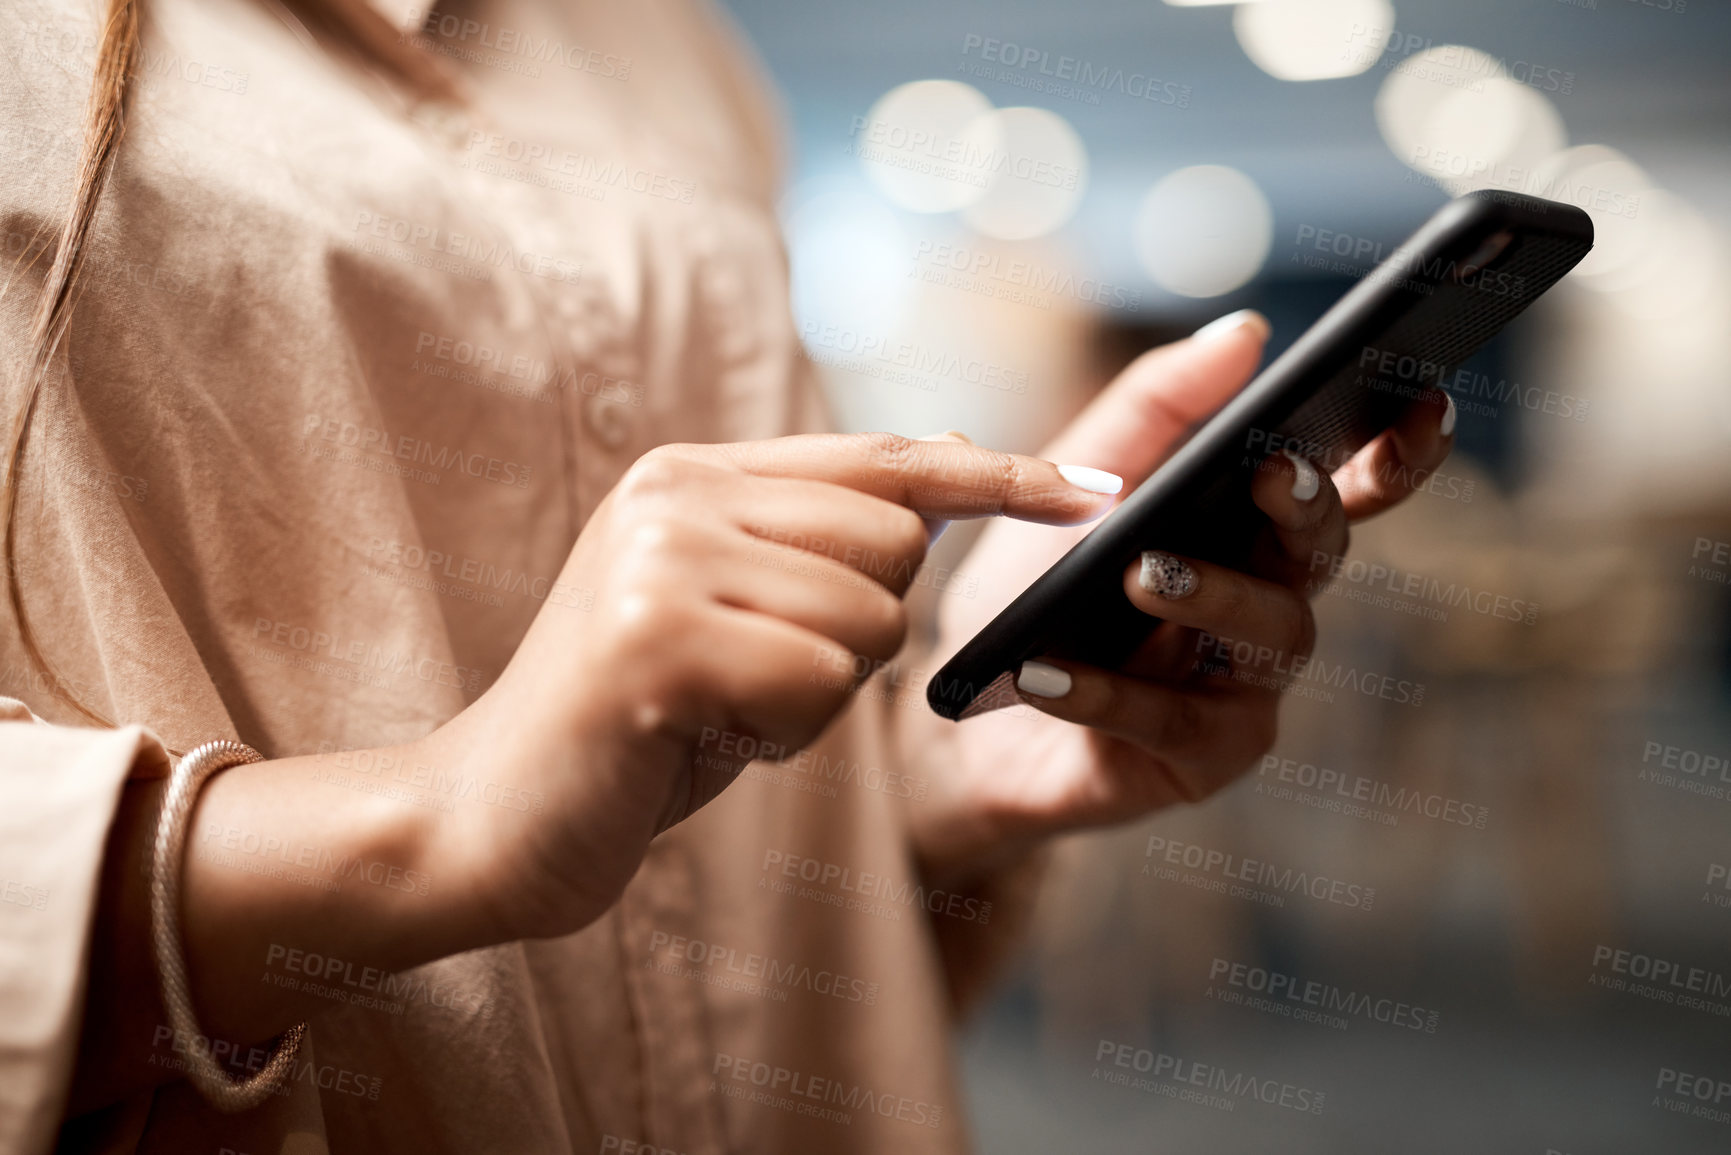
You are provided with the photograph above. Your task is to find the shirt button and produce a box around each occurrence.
[583,392,630,449]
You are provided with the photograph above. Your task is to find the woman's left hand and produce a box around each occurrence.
[902,310,1457,888]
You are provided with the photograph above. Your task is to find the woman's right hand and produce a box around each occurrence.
[70,433,1116,1107]
[424,433,1119,941]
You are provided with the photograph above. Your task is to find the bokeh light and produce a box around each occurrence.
[1591,190,1722,318]
[1375,45,1508,171]
[960,107,1090,241]
[855,79,998,213]
[1413,76,1566,194]
[1233,0,1395,82]
[782,176,913,350]
[1133,165,1273,298]
[1530,144,1655,280]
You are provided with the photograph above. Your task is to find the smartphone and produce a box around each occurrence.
[926,190,1594,721]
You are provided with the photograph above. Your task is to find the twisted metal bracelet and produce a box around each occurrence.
[150,739,308,1112]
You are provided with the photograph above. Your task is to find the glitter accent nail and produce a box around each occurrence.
[1139,551,1199,600]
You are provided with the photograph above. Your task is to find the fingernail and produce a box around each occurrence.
[1283,449,1320,502]
[1439,393,1457,438]
[1057,464,1124,495]
[918,430,974,443]
[1016,661,1072,699]
[1192,308,1270,344]
[1139,551,1198,600]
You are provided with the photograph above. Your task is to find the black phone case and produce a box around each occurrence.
[927,191,1594,721]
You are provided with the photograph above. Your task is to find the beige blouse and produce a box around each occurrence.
[0,0,1026,1150]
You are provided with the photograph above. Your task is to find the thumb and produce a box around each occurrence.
[1042,309,1269,486]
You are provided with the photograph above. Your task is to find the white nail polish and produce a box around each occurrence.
[1283,449,1320,502]
[1192,308,1267,344]
[1057,464,1124,495]
[1016,661,1072,699]
[1440,393,1457,438]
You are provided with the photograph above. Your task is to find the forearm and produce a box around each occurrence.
[68,739,496,1113]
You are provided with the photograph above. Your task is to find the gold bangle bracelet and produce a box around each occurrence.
[149,739,308,1112]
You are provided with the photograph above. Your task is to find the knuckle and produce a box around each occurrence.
[617,450,688,502]
[624,518,686,564]
[861,430,918,474]
[609,590,689,664]
[988,452,1020,513]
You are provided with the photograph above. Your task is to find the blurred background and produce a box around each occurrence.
[720,0,1731,1151]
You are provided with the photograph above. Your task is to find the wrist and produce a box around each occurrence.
[398,714,550,949]
[416,689,663,944]
[173,733,496,1036]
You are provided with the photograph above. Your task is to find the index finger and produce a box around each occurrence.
[672,432,1122,525]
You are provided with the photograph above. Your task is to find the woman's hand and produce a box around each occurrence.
[904,312,1458,887]
[78,433,1117,1107]
[423,433,1121,941]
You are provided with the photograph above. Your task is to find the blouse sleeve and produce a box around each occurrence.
[0,698,168,1155]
